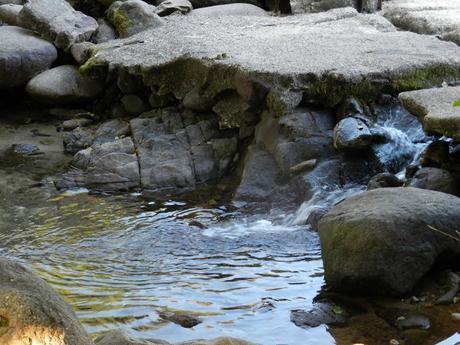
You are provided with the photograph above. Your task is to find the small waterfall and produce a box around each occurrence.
[288,106,430,227]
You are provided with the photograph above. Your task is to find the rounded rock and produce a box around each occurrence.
[0,26,57,89]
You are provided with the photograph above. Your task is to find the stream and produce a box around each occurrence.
[0,105,441,344]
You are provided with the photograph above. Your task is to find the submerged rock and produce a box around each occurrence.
[399,86,460,141]
[26,65,104,104]
[107,0,164,38]
[95,330,169,345]
[291,302,348,328]
[319,187,460,295]
[0,26,57,89]
[159,312,202,328]
[0,257,93,345]
[19,0,98,50]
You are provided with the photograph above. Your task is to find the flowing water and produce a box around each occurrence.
[0,106,438,344]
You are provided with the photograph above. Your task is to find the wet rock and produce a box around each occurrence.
[407,167,460,196]
[63,127,94,154]
[191,144,217,183]
[95,329,170,345]
[318,187,460,295]
[399,86,460,141]
[395,314,430,330]
[306,206,329,231]
[156,0,192,16]
[191,3,267,16]
[333,117,375,151]
[159,311,202,328]
[12,143,40,155]
[19,0,98,50]
[0,0,23,4]
[235,145,280,202]
[383,0,460,45]
[290,302,348,328]
[121,94,148,115]
[289,159,317,174]
[92,18,117,43]
[107,0,164,38]
[420,140,450,168]
[26,65,104,104]
[0,257,93,345]
[0,26,57,89]
[0,4,21,25]
[367,172,402,190]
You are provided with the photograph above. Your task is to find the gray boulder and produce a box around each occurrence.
[186,0,263,10]
[191,2,266,16]
[319,187,460,295]
[0,0,23,4]
[0,4,22,25]
[0,26,57,89]
[26,65,104,104]
[156,0,192,16]
[407,167,460,196]
[19,0,98,51]
[95,330,170,345]
[0,257,93,345]
[107,0,164,38]
[291,0,356,15]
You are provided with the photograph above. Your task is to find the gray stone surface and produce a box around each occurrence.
[89,8,460,107]
[0,257,93,345]
[107,0,164,38]
[319,187,460,295]
[156,0,192,16]
[0,26,57,89]
[19,0,98,50]
[399,86,460,141]
[291,0,356,15]
[407,167,460,196]
[26,65,104,104]
[191,3,267,16]
[0,4,22,25]
[383,0,460,45]
[92,18,117,43]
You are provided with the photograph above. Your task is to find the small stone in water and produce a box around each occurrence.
[12,143,40,155]
[389,340,400,345]
[452,313,460,321]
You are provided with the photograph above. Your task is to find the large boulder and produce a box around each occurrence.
[19,0,98,50]
[399,86,460,141]
[318,187,460,295]
[107,0,164,38]
[0,257,93,345]
[0,26,57,89]
[383,0,460,45]
[26,65,104,104]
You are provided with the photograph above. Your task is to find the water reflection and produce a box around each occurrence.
[0,191,332,344]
